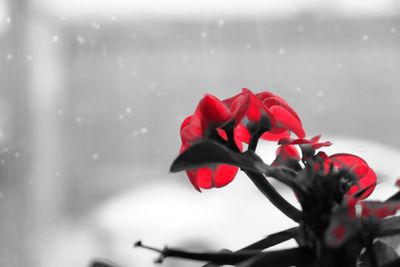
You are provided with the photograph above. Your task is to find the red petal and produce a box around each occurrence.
[312,141,333,150]
[279,137,311,145]
[261,128,290,141]
[247,98,263,122]
[255,91,275,101]
[242,88,271,122]
[269,105,305,138]
[180,115,196,143]
[186,169,201,192]
[213,164,239,188]
[196,167,214,189]
[186,164,239,190]
[329,153,368,168]
[278,135,331,149]
[235,124,251,144]
[216,128,228,141]
[179,142,190,154]
[223,91,244,106]
[180,116,192,133]
[189,109,205,138]
[263,96,301,122]
[310,135,322,143]
[233,130,244,152]
[198,94,231,124]
[229,93,251,125]
[352,165,370,179]
[180,124,193,143]
[347,168,377,199]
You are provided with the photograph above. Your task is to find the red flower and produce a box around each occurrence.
[179,94,248,191]
[322,153,377,199]
[179,89,305,191]
[279,137,377,199]
[273,135,331,171]
[232,89,305,143]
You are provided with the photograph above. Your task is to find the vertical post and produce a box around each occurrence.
[25,8,67,267]
[0,0,66,266]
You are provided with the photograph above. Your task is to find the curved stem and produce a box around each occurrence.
[244,170,303,223]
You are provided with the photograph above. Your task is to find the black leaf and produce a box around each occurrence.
[170,140,262,173]
[170,140,303,192]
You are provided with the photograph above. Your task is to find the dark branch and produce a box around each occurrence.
[244,170,303,223]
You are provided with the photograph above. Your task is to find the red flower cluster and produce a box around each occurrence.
[179,89,377,201]
[135,88,400,267]
[180,89,304,191]
[277,136,376,199]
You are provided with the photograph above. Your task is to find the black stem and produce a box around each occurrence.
[361,229,377,267]
[248,132,262,151]
[244,170,303,223]
[136,241,312,266]
[365,242,378,267]
[223,122,241,153]
[134,241,163,253]
[135,241,263,265]
[202,227,300,267]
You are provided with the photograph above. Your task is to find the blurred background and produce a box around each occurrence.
[1,0,400,266]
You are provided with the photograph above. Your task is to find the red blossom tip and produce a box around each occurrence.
[198,94,231,125]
